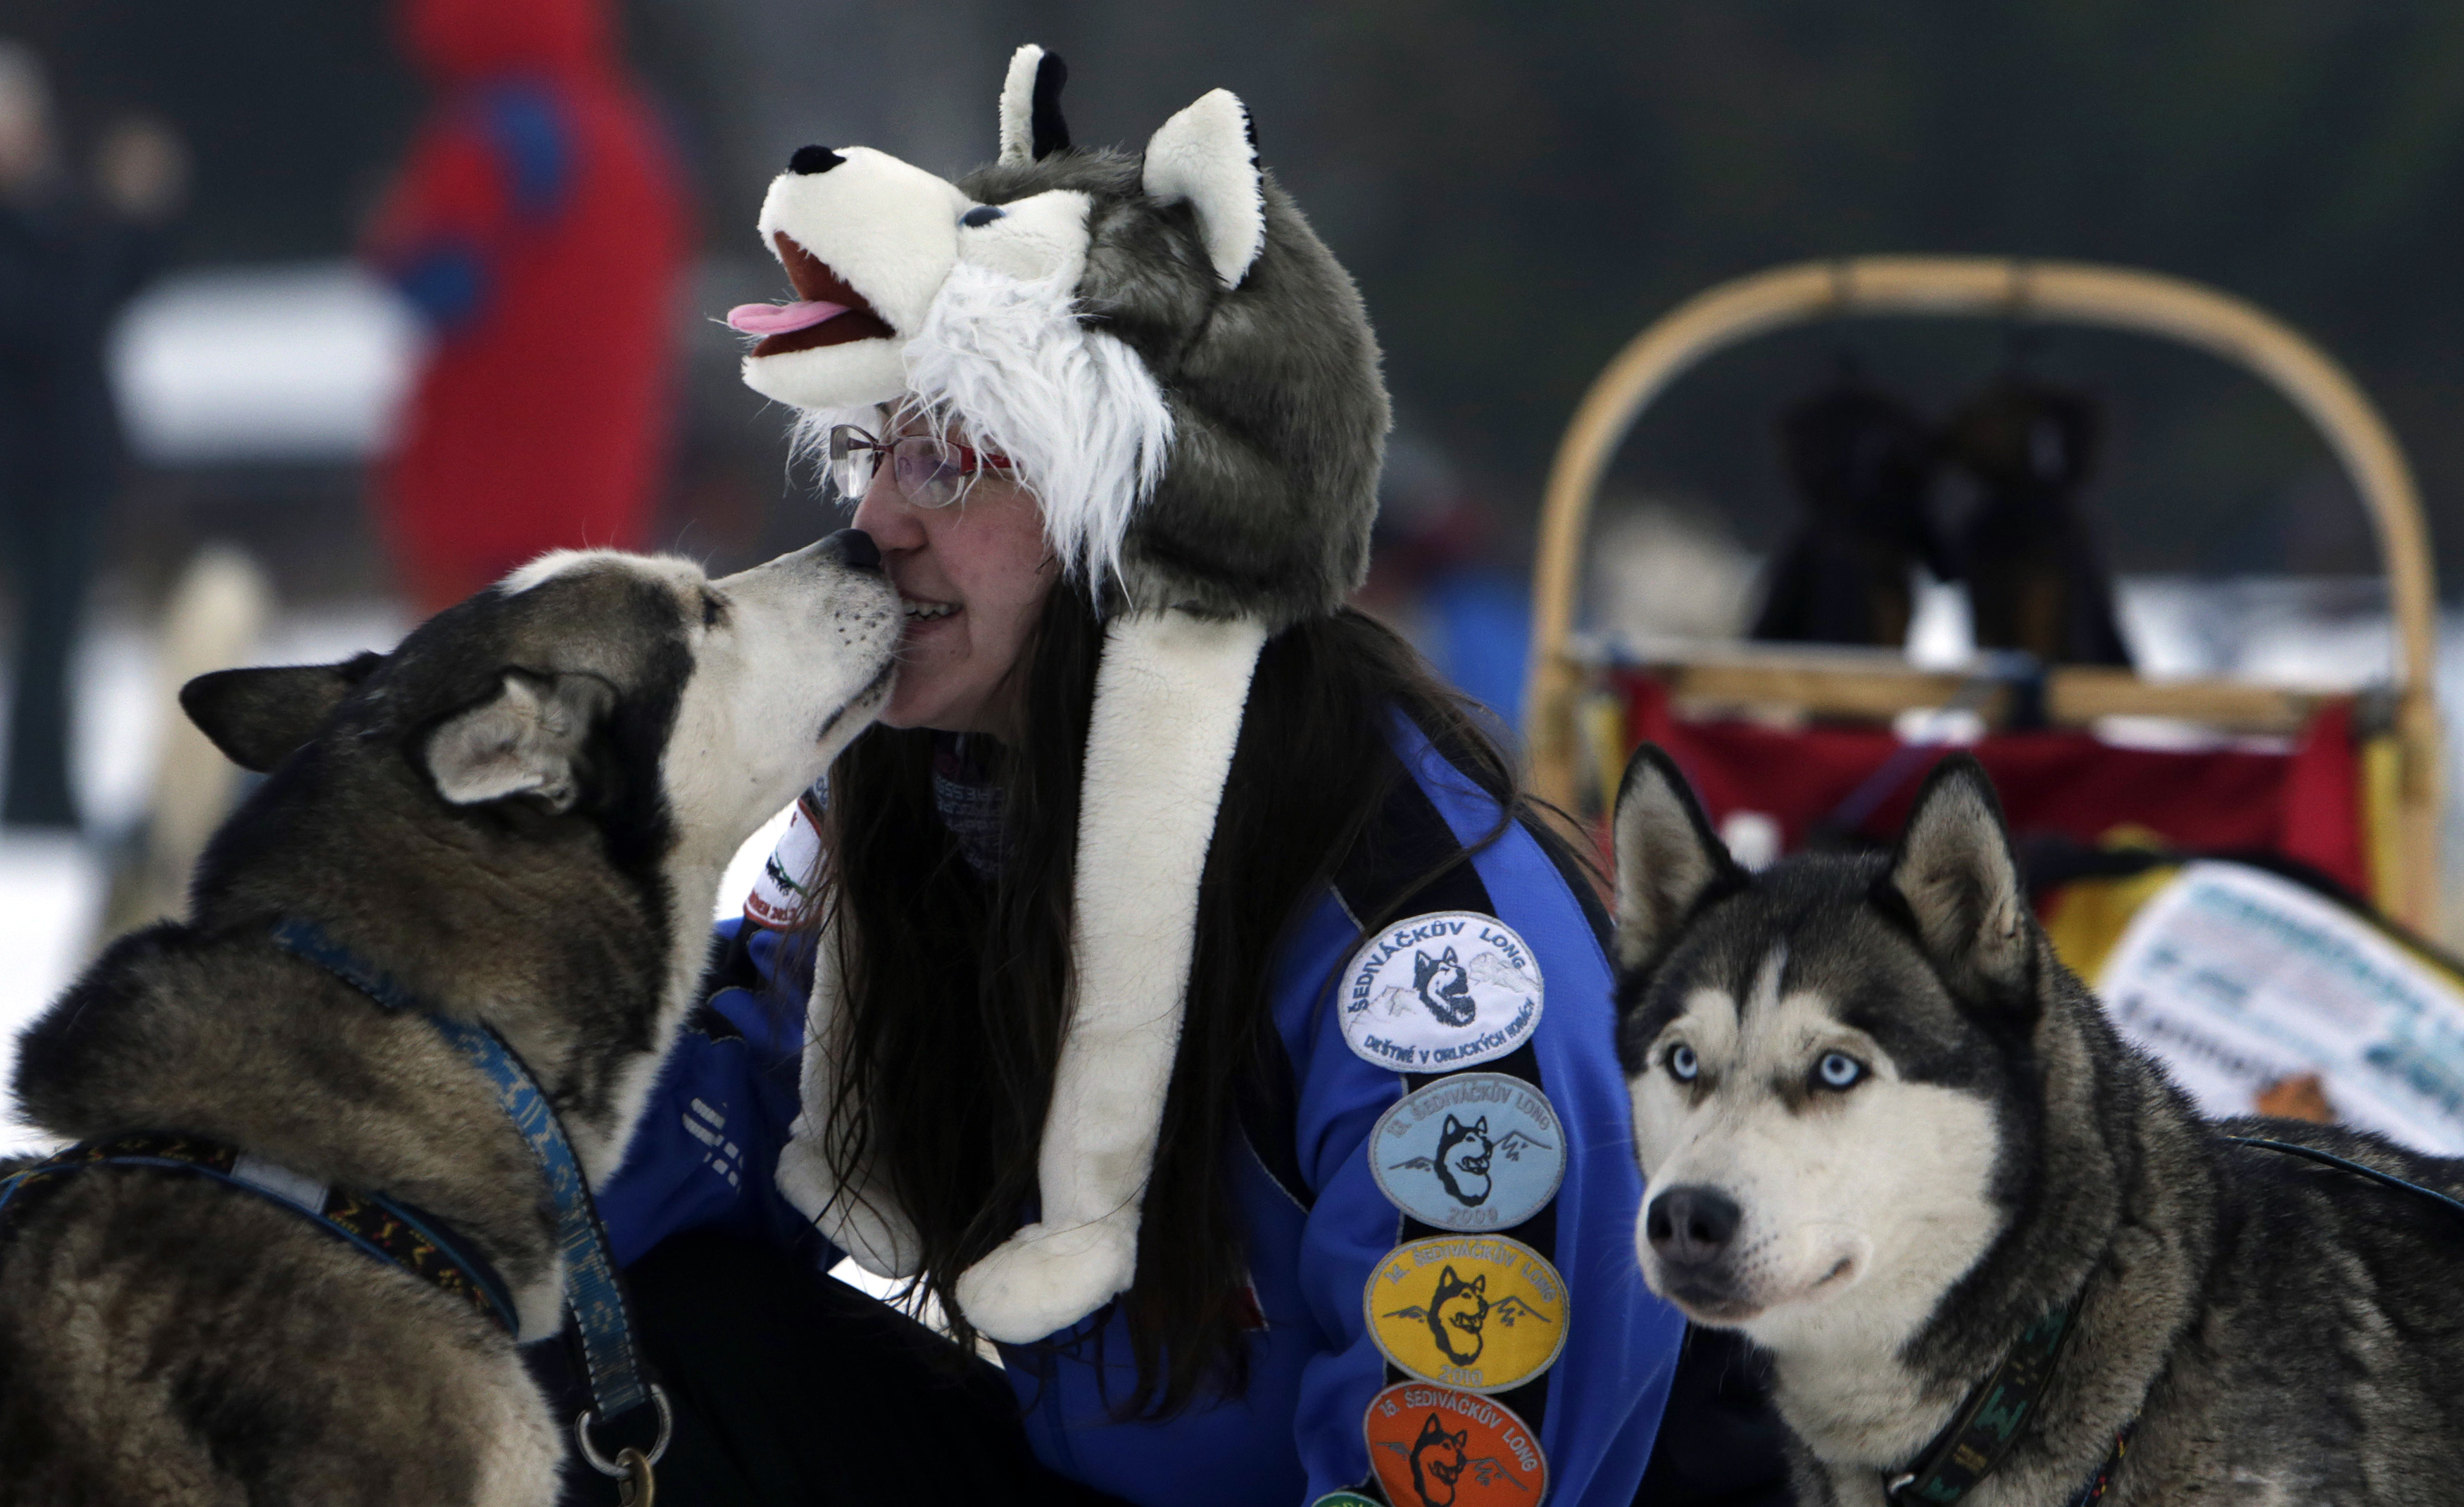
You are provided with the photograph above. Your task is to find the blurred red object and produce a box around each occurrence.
[367,0,686,612]
[1620,674,2369,899]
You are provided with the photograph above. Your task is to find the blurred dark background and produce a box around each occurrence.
[12,0,2463,594]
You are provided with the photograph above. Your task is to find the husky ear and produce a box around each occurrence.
[180,654,383,774]
[1887,755,2032,997]
[1142,88,1265,289]
[423,671,615,813]
[998,44,1071,164]
[1613,744,1742,973]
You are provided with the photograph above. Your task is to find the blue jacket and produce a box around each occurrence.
[595,715,1687,1505]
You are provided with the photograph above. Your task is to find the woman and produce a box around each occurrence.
[574,45,1771,1507]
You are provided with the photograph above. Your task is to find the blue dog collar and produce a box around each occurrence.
[268,916,666,1456]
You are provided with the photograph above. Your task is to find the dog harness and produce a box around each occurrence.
[1881,1293,2135,1507]
[265,916,672,1503]
[0,1130,518,1334]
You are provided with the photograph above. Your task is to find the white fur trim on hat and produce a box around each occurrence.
[903,258,1171,594]
[1140,89,1264,289]
[775,909,924,1278]
[997,44,1044,165]
[953,608,1269,1341]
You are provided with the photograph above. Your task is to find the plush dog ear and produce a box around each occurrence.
[1612,744,1742,973]
[180,654,383,774]
[423,671,615,812]
[997,44,1071,164]
[1142,89,1265,289]
[1887,755,2032,997]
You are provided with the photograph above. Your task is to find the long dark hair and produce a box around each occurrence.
[815,581,1523,1414]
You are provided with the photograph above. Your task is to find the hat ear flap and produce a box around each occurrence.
[1141,89,1265,289]
[998,44,1070,164]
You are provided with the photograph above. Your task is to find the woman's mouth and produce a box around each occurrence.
[903,599,960,638]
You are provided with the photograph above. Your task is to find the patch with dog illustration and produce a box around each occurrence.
[1371,1073,1564,1232]
[1363,1381,1547,1507]
[1339,912,1545,1072]
[1365,1234,1568,1392]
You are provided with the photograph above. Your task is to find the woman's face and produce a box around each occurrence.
[849,413,1058,739]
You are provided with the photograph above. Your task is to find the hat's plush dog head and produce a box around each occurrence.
[1609,748,2042,1361]
[736,45,1387,628]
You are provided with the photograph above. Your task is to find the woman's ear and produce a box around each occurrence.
[1141,89,1264,289]
[1612,744,1742,973]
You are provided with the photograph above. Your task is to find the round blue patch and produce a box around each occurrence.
[1369,1072,1566,1232]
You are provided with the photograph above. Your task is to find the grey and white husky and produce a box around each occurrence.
[0,538,896,1505]
[1611,744,2464,1506]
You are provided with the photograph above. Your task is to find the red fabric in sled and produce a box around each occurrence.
[1616,673,2368,897]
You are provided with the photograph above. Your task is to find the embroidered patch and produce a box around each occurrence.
[1364,1234,1569,1393]
[1338,912,1544,1072]
[1363,1381,1547,1507]
[1309,1495,1381,1507]
[744,793,824,928]
[1371,1073,1565,1232]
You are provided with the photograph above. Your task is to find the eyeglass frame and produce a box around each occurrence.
[826,424,1016,509]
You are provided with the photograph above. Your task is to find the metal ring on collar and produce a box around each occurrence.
[575,1384,673,1475]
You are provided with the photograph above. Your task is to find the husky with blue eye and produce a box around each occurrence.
[1611,743,2464,1506]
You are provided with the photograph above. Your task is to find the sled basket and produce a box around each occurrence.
[1523,257,2444,935]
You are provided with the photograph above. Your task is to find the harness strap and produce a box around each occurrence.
[268,916,661,1437]
[0,1131,517,1334]
[2226,1135,2464,1221]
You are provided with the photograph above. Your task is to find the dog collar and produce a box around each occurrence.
[0,1130,518,1332]
[268,916,671,1488]
[1885,1294,2083,1506]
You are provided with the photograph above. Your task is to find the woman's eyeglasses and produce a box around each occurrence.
[827,424,1014,508]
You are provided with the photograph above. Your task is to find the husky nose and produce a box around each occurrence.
[788,145,846,175]
[1646,1185,1741,1266]
[818,528,881,571]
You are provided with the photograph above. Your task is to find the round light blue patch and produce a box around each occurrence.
[1369,1072,1566,1232]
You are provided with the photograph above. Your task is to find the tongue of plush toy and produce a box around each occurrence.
[727,300,851,336]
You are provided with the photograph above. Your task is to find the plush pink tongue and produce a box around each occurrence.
[726,300,850,336]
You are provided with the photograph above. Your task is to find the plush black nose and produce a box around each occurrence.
[788,145,845,175]
[819,528,881,571]
[1646,1185,1742,1267]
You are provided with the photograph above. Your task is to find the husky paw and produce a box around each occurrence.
[953,1216,1138,1343]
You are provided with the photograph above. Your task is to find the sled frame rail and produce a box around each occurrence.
[1525,256,2441,931]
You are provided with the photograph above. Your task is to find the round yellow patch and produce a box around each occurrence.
[1362,1233,1568,1393]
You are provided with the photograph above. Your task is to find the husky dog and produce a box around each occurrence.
[1428,1264,1491,1366]
[1611,744,2464,1506]
[1412,946,1478,1026]
[0,539,897,1505]
[1409,1411,1469,1506]
[1433,1114,1495,1206]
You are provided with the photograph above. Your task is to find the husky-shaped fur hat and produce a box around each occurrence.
[744,45,1386,1341]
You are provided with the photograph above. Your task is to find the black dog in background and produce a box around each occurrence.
[1752,370,2134,669]
[1751,379,1951,650]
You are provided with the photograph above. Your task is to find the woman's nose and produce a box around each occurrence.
[849,466,924,548]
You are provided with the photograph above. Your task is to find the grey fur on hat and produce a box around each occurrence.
[750,44,1389,1340]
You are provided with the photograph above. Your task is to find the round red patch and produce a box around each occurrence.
[1362,1381,1547,1507]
